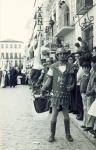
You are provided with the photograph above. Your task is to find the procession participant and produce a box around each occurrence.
[9,66,18,87]
[1,68,7,88]
[41,47,74,142]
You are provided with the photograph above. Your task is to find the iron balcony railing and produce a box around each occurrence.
[76,0,93,15]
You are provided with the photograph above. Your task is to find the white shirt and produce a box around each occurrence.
[77,67,84,85]
[47,65,66,76]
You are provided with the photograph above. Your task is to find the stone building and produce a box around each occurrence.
[0,40,24,69]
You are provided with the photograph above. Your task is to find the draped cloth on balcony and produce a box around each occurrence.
[33,33,44,70]
[58,3,69,28]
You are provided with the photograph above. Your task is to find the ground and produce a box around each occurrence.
[0,85,96,150]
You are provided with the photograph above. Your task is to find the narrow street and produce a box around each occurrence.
[0,85,96,150]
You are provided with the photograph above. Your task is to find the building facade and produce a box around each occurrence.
[27,0,96,66]
[0,40,24,69]
[43,0,95,53]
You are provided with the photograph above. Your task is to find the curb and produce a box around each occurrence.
[70,113,96,146]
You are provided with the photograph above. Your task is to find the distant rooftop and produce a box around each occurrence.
[0,39,24,43]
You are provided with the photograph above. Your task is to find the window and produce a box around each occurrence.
[6,44,8,48]
[6,53,8,59]
[15,52,17,59]
[1,53,4,58]
[19,53,21,59]
[14,44,17,48]
[19,60,21,66]
[10,53,13,59]
[15,60,17,66]
[19,44,21,48]
[10,44,12,48]
[64,4,70,26]
[1,44,4,48]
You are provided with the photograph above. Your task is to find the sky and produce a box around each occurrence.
[0,0,35,45]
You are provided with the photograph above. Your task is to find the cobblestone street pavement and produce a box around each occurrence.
[0,85,96,150]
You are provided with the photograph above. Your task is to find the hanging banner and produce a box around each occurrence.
[33,33,44,70]
[37,6,43,32]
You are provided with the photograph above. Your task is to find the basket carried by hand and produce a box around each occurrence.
[33,94,50,113]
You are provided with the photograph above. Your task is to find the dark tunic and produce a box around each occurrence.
[50,62,74,110]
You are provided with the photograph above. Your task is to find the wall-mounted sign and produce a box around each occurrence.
[37,7,43,32]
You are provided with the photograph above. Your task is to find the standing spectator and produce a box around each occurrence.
[76,64,84,120]
[73,53,80,115]
[0,68,7,88]
[84,56,96,132]
[41,47,74,142]
[80,62,91,128]
[68,56,76,113]
[88,79,96,138]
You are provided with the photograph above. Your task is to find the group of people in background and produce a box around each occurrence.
[0,66,26,88]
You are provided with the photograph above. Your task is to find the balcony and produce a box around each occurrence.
[76,0,93,15]
[55,26,74,37]
[55,4,74,37]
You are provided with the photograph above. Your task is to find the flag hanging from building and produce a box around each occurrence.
[33,32,44,70]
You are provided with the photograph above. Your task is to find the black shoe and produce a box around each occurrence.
[76,115,83,120]
[73,111,78,114]
[83,127,93,131]
[93,132,96,138]
[81,125,86,128]
[49,107,52,113]
[68,110,73,113]
[48,136,55,142]
[93,134,96,138]
[88,129,94,134]
[66,135,73,142]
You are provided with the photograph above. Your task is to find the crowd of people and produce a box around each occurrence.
[0,66,26,88]
[0,40,96,142]
[28,44,96,141]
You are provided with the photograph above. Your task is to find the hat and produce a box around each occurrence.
[56,47,70,55]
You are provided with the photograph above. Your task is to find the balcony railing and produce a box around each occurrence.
[76,0,93,15]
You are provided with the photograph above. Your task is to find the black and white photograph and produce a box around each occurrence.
[0,0,96,149]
